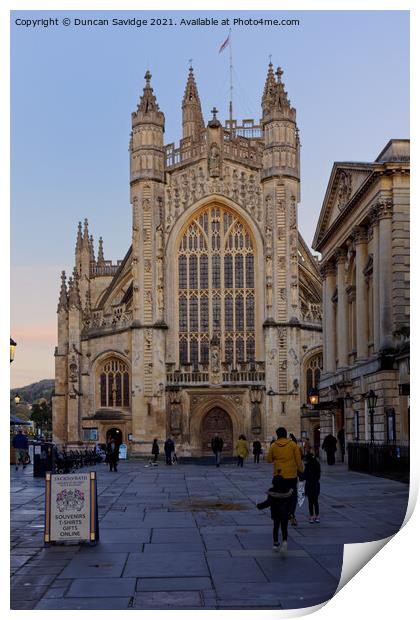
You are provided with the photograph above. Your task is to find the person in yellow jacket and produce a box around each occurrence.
[235,435,249,468]
[266,427,304,526]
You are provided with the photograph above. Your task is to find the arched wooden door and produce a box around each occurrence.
[201,407,233,454]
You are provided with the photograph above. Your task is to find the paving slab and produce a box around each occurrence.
[123,551,209,578]
[99,528,151,543]
[133,591,203,608]
[151,527,202,543]
[137,577,212,591]
[59,552,128,579]
[35,597,131,609]
[207,556,268,584]
[66,578,136,597]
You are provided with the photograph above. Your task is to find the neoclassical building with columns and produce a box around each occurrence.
[312,139,410,449]
[52,63,322,456]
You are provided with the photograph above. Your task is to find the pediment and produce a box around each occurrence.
[313,162,374,250]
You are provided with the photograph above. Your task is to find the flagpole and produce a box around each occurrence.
[228,28,233,134]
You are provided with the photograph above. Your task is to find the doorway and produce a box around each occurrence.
[106,427,123,446]
[201,407,233,455]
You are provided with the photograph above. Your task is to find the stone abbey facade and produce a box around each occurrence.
[52,63,322,456]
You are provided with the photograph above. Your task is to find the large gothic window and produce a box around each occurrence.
[98,358,130,409]
[178,205,256,367]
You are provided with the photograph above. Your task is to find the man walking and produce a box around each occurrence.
[211,433,223,467]
[252,439,262,463]
[266,427,304,526]
[322,433,337,465]
[12,428,29,471]
[106,438,119,472]
[164,436,175,465]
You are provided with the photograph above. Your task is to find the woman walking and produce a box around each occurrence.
[304,451,321,523]
[257,475,294,555]
[235,435,249,467]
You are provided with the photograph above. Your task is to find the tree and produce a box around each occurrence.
[30,400,52,435]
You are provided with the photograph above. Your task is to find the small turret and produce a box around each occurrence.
[182,65,205,141]
[89,235,95,264]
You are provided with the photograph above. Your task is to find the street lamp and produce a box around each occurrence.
[10,338,17,364]
[14,393,21,405]
[308,388,319,406]
[266,386,280,396]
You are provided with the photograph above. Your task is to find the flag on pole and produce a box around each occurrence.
[219,34,230,53]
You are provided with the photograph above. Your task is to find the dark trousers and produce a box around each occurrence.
[152,454,158,463]
[254,454,260,463]
[273,517,289,542]
[109,458,118,471]
[326,451,336,465]
[288,478,298,517]
[165,452,172,465]
[308,495,320,516]
[237,456,244,467]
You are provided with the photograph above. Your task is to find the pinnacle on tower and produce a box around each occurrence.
[97,236,104,264]
[75,221,83,253]
[261,61,292,121]
[68,267,81,309]
[83,218,89,245]
[89,235,95,263]
[182,65,205,141]
[57,270,68,312]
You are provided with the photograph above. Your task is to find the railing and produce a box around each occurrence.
[347,441,409,483]
[90,260,122,277]
[166,361,265,387]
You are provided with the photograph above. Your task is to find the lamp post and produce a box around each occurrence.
[14,393,21,406]
[344,390,378,443]
[10,338,17,364]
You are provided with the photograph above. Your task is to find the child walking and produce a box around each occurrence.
[303,451,321,523]
[257,475,294,555]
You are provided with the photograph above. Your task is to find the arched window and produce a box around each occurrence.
[178,205,256,366]
[305,353,323,400]
[98,358,130,408]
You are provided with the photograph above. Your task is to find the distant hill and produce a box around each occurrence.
[10,379,54,404]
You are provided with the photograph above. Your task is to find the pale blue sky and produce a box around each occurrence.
[10,10,409,386]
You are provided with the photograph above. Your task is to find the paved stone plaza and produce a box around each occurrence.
[10,460,408,610]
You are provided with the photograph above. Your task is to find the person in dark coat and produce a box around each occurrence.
[106,439,119,472]
[164,437,175,465]
[12,429,29,471]
[211,434,224,467]
[303,452,321,523]
[252,440,262,464]
[322,433,337,465]
[257,475,294,555]
[151,439,159,464]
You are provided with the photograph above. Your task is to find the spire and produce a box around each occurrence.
[182,65,205,141]
[134,70,164,127]
[97,236,104,264]
[68,267,81,309]
[262,62,276,113]
[75,221,83,253]
[57,270,68,312]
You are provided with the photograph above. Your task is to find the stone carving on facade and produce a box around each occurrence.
[336,170,352,210]
[376,198,393,219]
[208,143,221,177]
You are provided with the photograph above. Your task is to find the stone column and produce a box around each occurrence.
[377,200,394,349]
[335,249,349,369]
[369,207,380,352]
[353,226,369,360]
[321,263,337,374]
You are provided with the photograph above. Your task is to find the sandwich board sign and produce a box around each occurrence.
[44,471,99,545]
